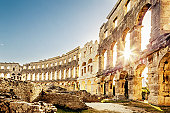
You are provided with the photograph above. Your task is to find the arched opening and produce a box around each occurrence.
[87,80,91,93]
[46,72,48,80]
[64,69,66,79]
[141,10,151,51]
[1,73,4,78]
[73,67,76,78]
[69,68,71,78]
[81,81,85,90]
[119,71,129,99]
[7,73,10,78]
[123,32,131,61]
[136,4,151,51]
[158,52,170,105]
[88,59,92,64]
[50,72,53,80]
[55,71,57,80]
[27,73,31,80]
[82,62,86,66]
[134,64,149,101]
[32,73,35,81]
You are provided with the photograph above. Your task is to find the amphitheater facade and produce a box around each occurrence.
[0,0,169,106]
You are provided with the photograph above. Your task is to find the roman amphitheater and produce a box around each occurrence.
[0,0,169,107]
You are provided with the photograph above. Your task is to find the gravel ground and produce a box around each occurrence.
[85,103,133,113]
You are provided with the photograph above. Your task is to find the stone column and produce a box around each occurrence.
[117,40,123,65]
[66,68,69,79]
[98,53,104,73]
[57,70,59,80]
[39,73,42,81]
[52,71,55,80]
[85,80,87,91]
[44,72,47,80]
[71,67,73,78]
[75,66,78,78]
[30,73,33,81]
[107,49,113,69]
[115,80,126,100]
[25,73,27,81]
[91,81,94,95]
[61,70,64,80]
[131,25,142,58]
[105,82,109,96]
[97,83,101,96]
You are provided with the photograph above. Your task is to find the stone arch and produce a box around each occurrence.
[122,28,131,62]
[1,73,4,78]
[7,73,10,78]
[82,62,86,66]
[133,64,149,100]
[136,3,152,51]
[157,52,170,105]
[118,71,129,99]
[136,3,151,25]
[88,59,92,64]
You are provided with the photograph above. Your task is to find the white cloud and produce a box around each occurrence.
[0,43,4,46]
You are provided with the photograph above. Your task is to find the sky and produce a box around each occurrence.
[0,0,116,65]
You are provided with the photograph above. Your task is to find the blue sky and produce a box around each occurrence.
[0,0,116,65]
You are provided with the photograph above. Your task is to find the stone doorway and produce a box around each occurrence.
[134,64,149,101]
[158,52,170,105]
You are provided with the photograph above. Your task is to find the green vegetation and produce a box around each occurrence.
[101,99,129,103]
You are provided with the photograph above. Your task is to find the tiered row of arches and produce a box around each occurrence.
[22,47,80,82]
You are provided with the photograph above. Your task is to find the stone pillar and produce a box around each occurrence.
[71,67,73,78]
[107,49,113,68]
[57,70,60,80]
[115,80,126,100]
[85,80,87,91]
[131,25,142,57]
[30,73,33,81]
[39,73,42,81]
[98,53,104,73]
[97,83,101,96]
[4,73,7,79]
[44,72,47,81]
[52,71,55,80]
[75,66,78,78]
[66,68,69,79]
[117,40,123,65]
[61,70,64,80]
[34,73,36,81]
[105,82,109,96]
[91,81,94,95]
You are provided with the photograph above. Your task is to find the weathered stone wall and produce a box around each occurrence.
[97,0,170,106]
[78,40,99,94]
[22,47,80,82]
[0,63,22,80]
[0,78,32,102]
[9,101,57,113]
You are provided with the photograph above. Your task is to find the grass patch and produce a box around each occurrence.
[122,101,170,113]
[101,99,129,103]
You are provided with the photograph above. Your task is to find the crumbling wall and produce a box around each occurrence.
[0,78,32,102]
